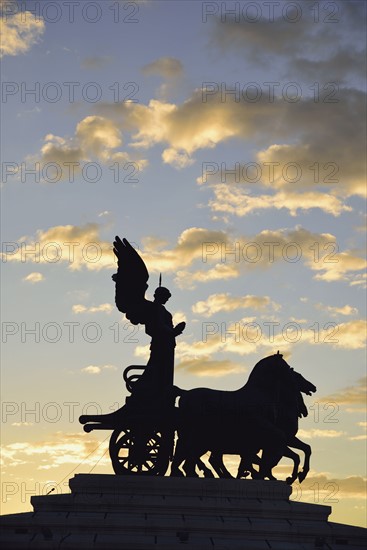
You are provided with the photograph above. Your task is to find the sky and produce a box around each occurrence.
[1,0,366,528]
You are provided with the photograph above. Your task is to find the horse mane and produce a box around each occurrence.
[245,352,291,388]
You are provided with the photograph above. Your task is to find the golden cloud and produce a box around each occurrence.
[1,432,109,470]
[2,223,115,271]
[176,356,246,377]
[28,116,148,182]
[81,364,117,375]
[0,11,45,57]
[22,272,44,283]
[316,303,359,317]
[95,86,366,199]
[192,293,280,317]
[297,429,345,439]
[72,303,113,314]
[4,224,365,289]
[320,376,367,406]
[205,184,352,217]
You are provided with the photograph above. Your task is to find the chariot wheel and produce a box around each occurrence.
[109,426,172,476]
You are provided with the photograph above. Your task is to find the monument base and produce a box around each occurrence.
[1,474,366,549]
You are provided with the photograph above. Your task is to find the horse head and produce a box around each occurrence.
[291,369,317,396]
[248,351,289,377]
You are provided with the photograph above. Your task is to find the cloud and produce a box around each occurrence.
[175,317,366,363]
[288,48,366,83]
[192,293,280,317]
[173,310,187,324]
[320,377,367,406]
[210,8,311,56]
[300,320,367,350]
[191,87,365,212]
[28,75,365,190]
[1,432,109,470]
[140,227,231,274]
[176,357,245,377]
[332,320,367,350]
[4,224,365,288]
[72,303,113,314]
[0,11,45,58]
[316,303,359,317]
[311,251,366,283]
[22,272,44,283]
[81,364,117,375]
[256,136,366,199]
[162,148,194,169]
[2,223,115,271]
[173,226,365,287]
[142,57,183,78]
[209,1,366,82]
[175,264,240,289]
[292,474,367,500]
[142,57,184,101]
[203,184,352,217]
[81,56,112,70]
[297,429,345,439]
[26,116,148,182]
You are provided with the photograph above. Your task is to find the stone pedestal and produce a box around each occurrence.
[1,474,366,549]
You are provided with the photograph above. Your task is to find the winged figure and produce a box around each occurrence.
[112,236,185,388]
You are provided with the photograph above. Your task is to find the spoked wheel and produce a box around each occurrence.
[109,426,172,476]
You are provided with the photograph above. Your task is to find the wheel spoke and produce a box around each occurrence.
[110,428,170,475]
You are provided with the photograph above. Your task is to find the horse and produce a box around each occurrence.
[208,368,316,482]
[170,352,316,483]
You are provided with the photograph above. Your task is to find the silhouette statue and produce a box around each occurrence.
[79,237,316,481]
[112,236,185,391]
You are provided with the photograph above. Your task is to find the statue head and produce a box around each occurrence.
[154,286,171,304]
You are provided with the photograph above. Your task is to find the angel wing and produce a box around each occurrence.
[112,236,151,325]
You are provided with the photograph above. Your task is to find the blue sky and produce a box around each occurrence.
[1,0,366,526]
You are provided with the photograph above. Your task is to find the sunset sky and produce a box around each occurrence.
[1,0,366,527]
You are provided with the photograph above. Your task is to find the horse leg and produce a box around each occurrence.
[236,452,261,479]
[183,457,199,477]
[170,437,186,477]
[209,453,234,478]
[259,443,284,481]
[196,458,215,478]
[282,447,301,485]
[287,436,311,482]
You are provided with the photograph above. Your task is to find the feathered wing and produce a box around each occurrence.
[112,236,151,325]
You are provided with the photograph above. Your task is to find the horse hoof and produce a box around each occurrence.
[170,469,184,477]
[183,469,198,478]
[286,476,294,485]
[298,471,307,483]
